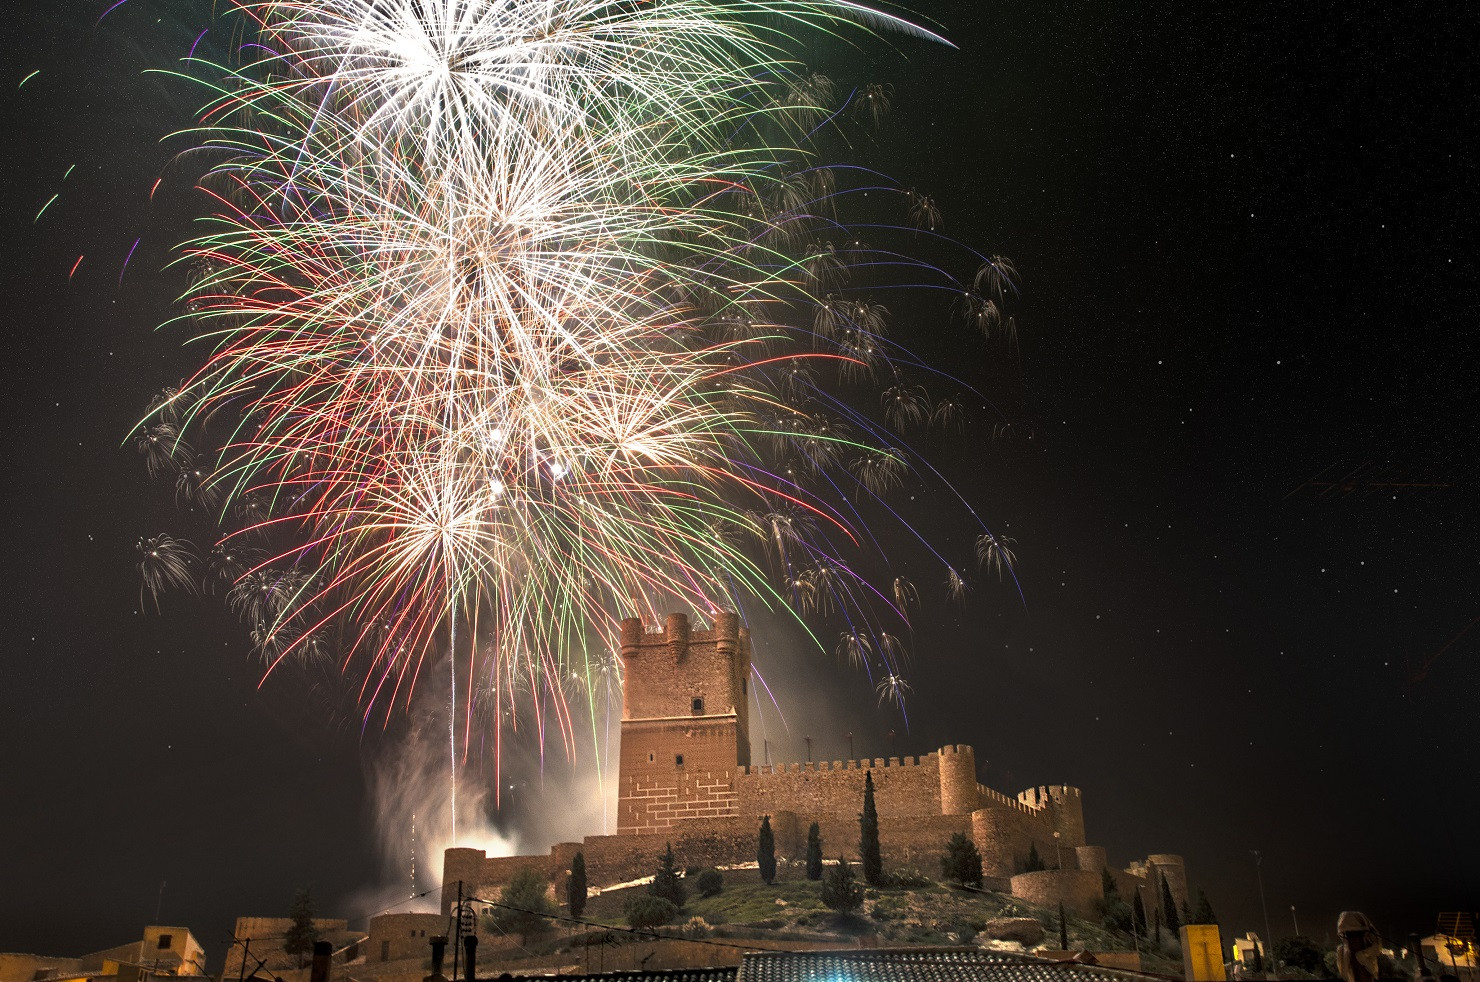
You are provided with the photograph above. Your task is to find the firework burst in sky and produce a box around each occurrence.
[134,0,1021,783]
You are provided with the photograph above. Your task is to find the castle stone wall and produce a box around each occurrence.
[735,755,944,820]
[1009,869,1103,917]
[1075,845,1107,873]
[1146,854,1189,912]
[1015,785,1086,847]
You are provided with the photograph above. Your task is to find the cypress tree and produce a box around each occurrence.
[650,843,686,907]
[1025,842,1045,873]
[859,770,883,885]
[1192,888,1218,925]
[1133,890,1147,940]
[1101,867,1119,898]
[283,888,319,967]
[758,815,777,885]
[567,852,588,918]
[805,822,823,881]
[1161,874,1181,932]
[940,832,982,887]
[821,856,864,915]
[1059,901,1070,950]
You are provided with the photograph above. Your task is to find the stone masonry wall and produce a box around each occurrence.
[440,808,975,914]
[617,720,739,833]
[1010,869,1104,918]
[735,755,944,820]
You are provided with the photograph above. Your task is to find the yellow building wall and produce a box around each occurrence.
[1182,924,1227,981]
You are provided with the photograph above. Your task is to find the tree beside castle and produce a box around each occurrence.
[859,770,882,886]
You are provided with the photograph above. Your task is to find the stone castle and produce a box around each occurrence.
[443,612,1190,919]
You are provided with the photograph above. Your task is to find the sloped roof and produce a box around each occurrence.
[493,968,737,982]
[736,949,1161,982]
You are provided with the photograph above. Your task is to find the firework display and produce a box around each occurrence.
[135,0,1022,755]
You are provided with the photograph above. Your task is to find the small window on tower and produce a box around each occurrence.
[675,754,685,766]
[742,678,748,696]
[648,753,655,762]
[157,936,172,950]
[691,697,704,713]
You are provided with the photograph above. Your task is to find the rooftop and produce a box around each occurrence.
[491,949,1165,982]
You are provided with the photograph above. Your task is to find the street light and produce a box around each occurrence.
[1291,905,1300,937]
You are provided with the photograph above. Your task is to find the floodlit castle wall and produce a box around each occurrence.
[1075,845,1107,873]
[736,754,945,819]
[1010,869,1103,917]
[1146,853,1189,911]
[1015,785,1086,847]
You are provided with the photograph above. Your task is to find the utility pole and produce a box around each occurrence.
[451,881,462,982]
[1253,851,1275,976]
[1131,885,1142,965]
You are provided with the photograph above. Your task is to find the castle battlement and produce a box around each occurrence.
[977,784,1040,816]
[740,754,928,776]
[1016,784,1083,807]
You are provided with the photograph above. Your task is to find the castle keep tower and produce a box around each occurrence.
[616,611,752,834]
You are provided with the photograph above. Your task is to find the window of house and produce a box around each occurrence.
[691,697,704,713]
[157,936,172,950]
[675,754,684,766]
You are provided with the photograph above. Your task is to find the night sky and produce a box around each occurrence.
[3,0,1476,967]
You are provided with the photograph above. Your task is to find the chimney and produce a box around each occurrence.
[309,942,333,982]
[425,937,449,982]
[461,935,478,982]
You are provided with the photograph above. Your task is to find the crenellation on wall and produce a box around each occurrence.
[740,752,938,777]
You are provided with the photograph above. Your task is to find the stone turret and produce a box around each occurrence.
[1147,853,1189,911]
[972,808,1020,878]
[1018,784,1086,847]
[938,744,982,815]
